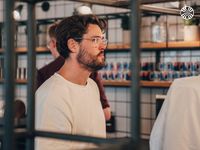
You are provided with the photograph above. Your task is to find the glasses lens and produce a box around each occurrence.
[97,37,107,45]
[103,39,108,45]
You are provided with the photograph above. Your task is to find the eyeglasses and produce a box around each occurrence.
[75,37,108,46]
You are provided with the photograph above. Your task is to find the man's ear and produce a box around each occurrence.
[67,38,79,53]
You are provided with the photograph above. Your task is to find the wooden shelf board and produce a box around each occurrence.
[168,41,200,48]
[141,41,200,49]
[107,43,130,49]
[0,79,172,87]
[140,80,172,88]
[0,79,27,84]
[0,47,49,53]
[16,79,27,84]
[103,80,130,86]
[1,41,200,53]
[15,47,27,53]
[141,42,167,49]
[107,41,200,50]
[16,47,49,53]
[103,80,172,88]
[36,47,49,53]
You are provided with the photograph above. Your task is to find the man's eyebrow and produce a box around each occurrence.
[91,35,104,38]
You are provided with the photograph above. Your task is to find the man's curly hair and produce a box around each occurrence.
[55,15,107,58]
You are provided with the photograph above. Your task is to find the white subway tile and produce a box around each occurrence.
[116,117,127,132]
[116,102,127,117]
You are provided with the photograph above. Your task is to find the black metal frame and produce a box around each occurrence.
[3,0,141,150]
[3,0,15,149]
[0,11,131,27]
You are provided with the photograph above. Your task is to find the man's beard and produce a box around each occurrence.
[77,48,105,72]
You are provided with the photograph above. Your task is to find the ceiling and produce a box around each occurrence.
[19,0,200,17]
[72,0,200,17]
[65,0,185,8]
[22,0,185,7]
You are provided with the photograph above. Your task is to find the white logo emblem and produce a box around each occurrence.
[180,5,194,20]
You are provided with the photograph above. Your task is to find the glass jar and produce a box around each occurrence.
[152,22,167,42]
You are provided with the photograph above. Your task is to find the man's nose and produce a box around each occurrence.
[99,43,107,51]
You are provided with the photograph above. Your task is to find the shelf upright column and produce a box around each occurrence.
[130,0,141,146]
[155,51,161,70]
[3,0,15,149]
[26,1,36,150]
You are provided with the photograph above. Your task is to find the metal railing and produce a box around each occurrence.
[3,0,141,150]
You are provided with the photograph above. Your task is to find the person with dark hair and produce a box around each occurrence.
[35,15,108,150]
[37,22,111,120]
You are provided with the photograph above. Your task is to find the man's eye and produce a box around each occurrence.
[91,38,96,42]
[92,38,99,43]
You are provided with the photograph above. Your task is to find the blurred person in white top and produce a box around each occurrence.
[150,76,200,150]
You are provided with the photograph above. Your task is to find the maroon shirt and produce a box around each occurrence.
[37,56,109,109]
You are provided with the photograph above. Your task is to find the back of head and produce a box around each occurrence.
[14,99,26,119]
[55,15,107,58]
[48,23,58,39]
[47,22,61,58]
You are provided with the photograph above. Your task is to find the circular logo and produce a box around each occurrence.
[180,5,194,20]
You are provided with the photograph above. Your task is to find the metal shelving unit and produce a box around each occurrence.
[2,0,141,150]
[4,0,194,149]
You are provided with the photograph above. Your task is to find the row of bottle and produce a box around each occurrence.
[99,61,200,81]
[0,67,27,80]
[0,62,199,81]
[99,61,131,81]
[141,61,200,72]
[100,70,199,82]
[141,70,199,81]
[102,61,200,72]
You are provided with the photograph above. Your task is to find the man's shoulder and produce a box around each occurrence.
[35,74,72,107]
[88,78,98,87]
[36,73,67,95]
[172,76,200,89]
